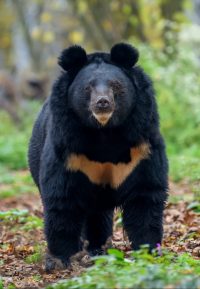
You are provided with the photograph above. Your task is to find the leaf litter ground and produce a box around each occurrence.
[0,171,200,289]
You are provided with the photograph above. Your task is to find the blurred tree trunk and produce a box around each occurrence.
[11,0,43,71]
[127,1,148,42]
[160,0,183,20]
[192,0,200,24]
[67,0,110,50]
[87,1,116,47]
[160,0,184,47]
[0,0,14,67]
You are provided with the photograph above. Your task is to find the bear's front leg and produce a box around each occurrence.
[122,194,166,251]
[40,145,84,272]
[44,203,84,272]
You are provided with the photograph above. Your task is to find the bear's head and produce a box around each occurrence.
[57,43,143,128]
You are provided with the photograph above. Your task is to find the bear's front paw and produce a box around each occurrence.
[45,252,70,273]
[88,248,104,256]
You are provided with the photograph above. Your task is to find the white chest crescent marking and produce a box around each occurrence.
[66,143,150,189]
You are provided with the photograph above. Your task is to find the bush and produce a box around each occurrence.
[0,102,40,169]
[139,44,200,182]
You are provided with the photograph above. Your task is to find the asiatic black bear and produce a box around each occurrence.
[28,43,168,271]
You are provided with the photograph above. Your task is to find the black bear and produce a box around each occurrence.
[28,43,168,271]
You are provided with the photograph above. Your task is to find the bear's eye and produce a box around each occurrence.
[84,85,91,94]
[108,80,125,95]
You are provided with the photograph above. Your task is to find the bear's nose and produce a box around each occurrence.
[96,97,110,109]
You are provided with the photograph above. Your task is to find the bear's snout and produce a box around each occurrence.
[90,83,114,109]
[96,96,110,111]
[89,81,115,126]
[91,95,114,114]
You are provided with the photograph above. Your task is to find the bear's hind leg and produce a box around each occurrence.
[85,210,113,256]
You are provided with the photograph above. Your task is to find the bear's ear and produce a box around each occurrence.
[58,45,87,71]
[110,43,139,68]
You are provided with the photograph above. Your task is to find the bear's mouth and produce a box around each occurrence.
[92,112,113,126]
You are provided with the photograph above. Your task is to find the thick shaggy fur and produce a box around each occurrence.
[28,43,168,269]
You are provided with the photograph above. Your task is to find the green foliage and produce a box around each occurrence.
[0,280,16,289]
[32,274,42,282]
[169,193,193,204]
[25,246,43,264]
[7,285,16,289]
[0,209,43,230]
[46,248,200,289]
[0,209,29,222]
[0,102,40,170]
[0,279,3,289]
[0,167,36,198]
[169,156,200,182]
[25,252,42,264]
[138,44,200,183]
[22,215,43,231]
[187,201,200,213]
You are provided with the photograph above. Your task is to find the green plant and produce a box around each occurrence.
[0,209,43,230]
[0,209,29,222]
[139,44,200,183]
[0,101,40,170]
[0,279,3,289]
[25,246,43,264]
[46,248,200,289]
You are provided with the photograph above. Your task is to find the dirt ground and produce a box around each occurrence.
[0,181,200,289]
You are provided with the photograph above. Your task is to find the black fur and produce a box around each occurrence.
[58,45,87,72]
[28,43,168,269]
[111,42,139,68]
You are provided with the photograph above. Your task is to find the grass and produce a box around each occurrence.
[0,167,36,198]
[169,155,200,183]
[0,209,43,230]
[46,248,200,289]
[25,245,43,264]
[0,101,40,170]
